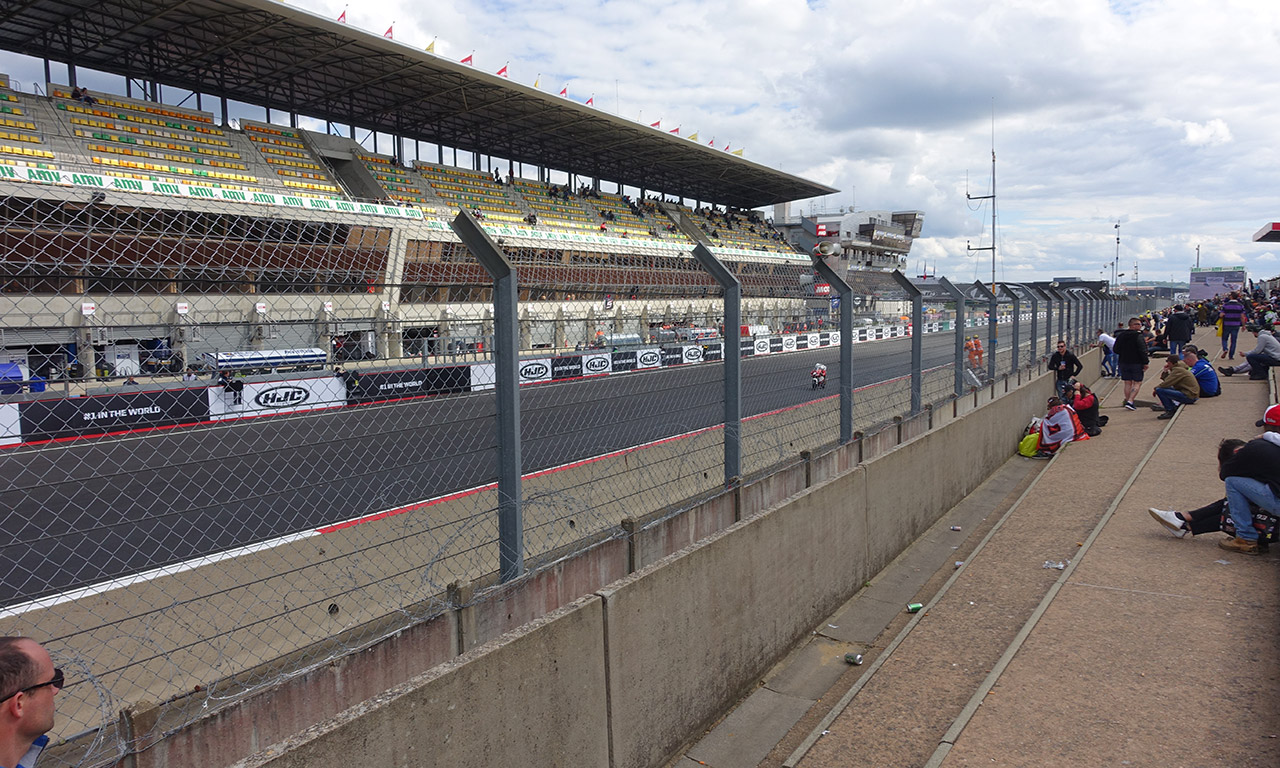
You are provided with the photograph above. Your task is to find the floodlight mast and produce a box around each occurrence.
[967,143,997,292]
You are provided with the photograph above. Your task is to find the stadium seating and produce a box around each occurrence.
[240,120,342,195]
[415,163,526,223]
[674,204,796,253]
[0,79,797,260]
[356,150,440,208]
[0,80,56,170]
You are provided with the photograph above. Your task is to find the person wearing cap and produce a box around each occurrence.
[1164,304,1194,359]
[1151,351,1198,419]
[1214,405,1280,554]
[1217,324,1280,380]
[0,637,62,768]
[1182,347,1220,397]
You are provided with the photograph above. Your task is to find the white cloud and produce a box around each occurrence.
[2,0,1279,282]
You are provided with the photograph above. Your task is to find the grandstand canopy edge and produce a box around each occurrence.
[0,0,837,209]
[1254,223,1280,242]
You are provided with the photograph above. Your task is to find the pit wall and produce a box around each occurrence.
[137,352,1096,768]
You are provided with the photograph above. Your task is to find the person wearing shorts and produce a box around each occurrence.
[1113,316,1149,410]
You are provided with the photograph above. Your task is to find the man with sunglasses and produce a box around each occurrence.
[0,638,62,768]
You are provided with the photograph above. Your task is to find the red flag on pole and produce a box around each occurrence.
[649,119,661,128]
[559,85,568,97]
[708,138,715,147]
[496,63,508,77]
[586,95,594,106]
[668,126,680,135]
[336,8,347,23]
[460,52,474,65]
[384,24,393,39]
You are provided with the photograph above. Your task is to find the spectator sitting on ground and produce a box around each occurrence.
[1037,396,1088,457]
[1150,406,1280,555]
[1149,439,1251,541]
[1218,324,1280,380]
[1151,351,1199,419]
[1066,381,1106,436]
[1181,346,1220,397]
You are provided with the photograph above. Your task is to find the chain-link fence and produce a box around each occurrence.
[0,183,1162,766]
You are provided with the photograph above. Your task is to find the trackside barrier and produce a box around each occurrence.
[83,349,1095,768]
[3,319,1046,445]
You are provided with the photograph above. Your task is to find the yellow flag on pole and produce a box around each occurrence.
[687,132,698,141]
[425,37,436,53]
[731,148,744,156]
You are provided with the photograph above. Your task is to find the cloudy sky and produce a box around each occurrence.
[3,0,1278,284]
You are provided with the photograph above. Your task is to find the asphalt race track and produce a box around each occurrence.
[0,320,1041,603]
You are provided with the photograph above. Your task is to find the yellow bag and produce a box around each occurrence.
[1018,433,1041,457]
[1216,318,1224,337]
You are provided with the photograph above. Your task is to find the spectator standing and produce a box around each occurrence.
[1164,305,1194,358]
[1096,327,1118,377]
[1151,352,1198,419]
[1216,405,1280,554]
[1218,292,1247,360]
[1182,347,1220,397]
[0,637,62,768]
[1113,317,1150,410]
[1047,340,1082,401]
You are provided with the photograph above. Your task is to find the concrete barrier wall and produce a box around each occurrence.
[231,595,610,768]
[193,363,1070,768]
[600,465,872,768]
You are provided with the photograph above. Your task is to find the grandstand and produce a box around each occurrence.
[0,0,894,381]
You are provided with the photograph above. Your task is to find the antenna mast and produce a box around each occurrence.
[966,111,997,290]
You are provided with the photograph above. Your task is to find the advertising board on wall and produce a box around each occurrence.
[20,389,210,441]
[207,377,346,420]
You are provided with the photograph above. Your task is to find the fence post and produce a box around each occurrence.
[811,255,856,440]
[939,277,966,395]
[450,210,523,582]
[890,271,924,414]
[1000,284,1020,376]
[691,243,742,481]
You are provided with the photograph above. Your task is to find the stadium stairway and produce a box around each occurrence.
[676,329,1279,768]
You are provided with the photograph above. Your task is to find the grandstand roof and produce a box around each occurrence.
[0,0,838,209]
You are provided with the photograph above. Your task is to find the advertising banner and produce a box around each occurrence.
[347,366,471,403]
[551,356,584,380]
[660,348,684,367]
[0,403,21,446]
[21,388,211,441]
[680,345,704,364]
[769,338,784,353]
[740,338,755,357]
[582,353,612,376]
[635,348,662,370]
[517,359,553,384]
[781,335,798,352]
[753,338,771,356]
[807,333,821,349]
[829,331,841,345]
[610,350,638,372]
[703,343,724,362]
[470,363,496,391]
[208,376,344,420]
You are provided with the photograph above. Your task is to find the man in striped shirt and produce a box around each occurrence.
[1218,292,1248,360]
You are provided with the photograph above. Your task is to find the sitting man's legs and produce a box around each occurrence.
[1153,386,1195,412]
[1244,352,1279,380]
[1220,476,1280,553]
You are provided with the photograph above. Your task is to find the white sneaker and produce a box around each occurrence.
[1148,508,1188,538]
